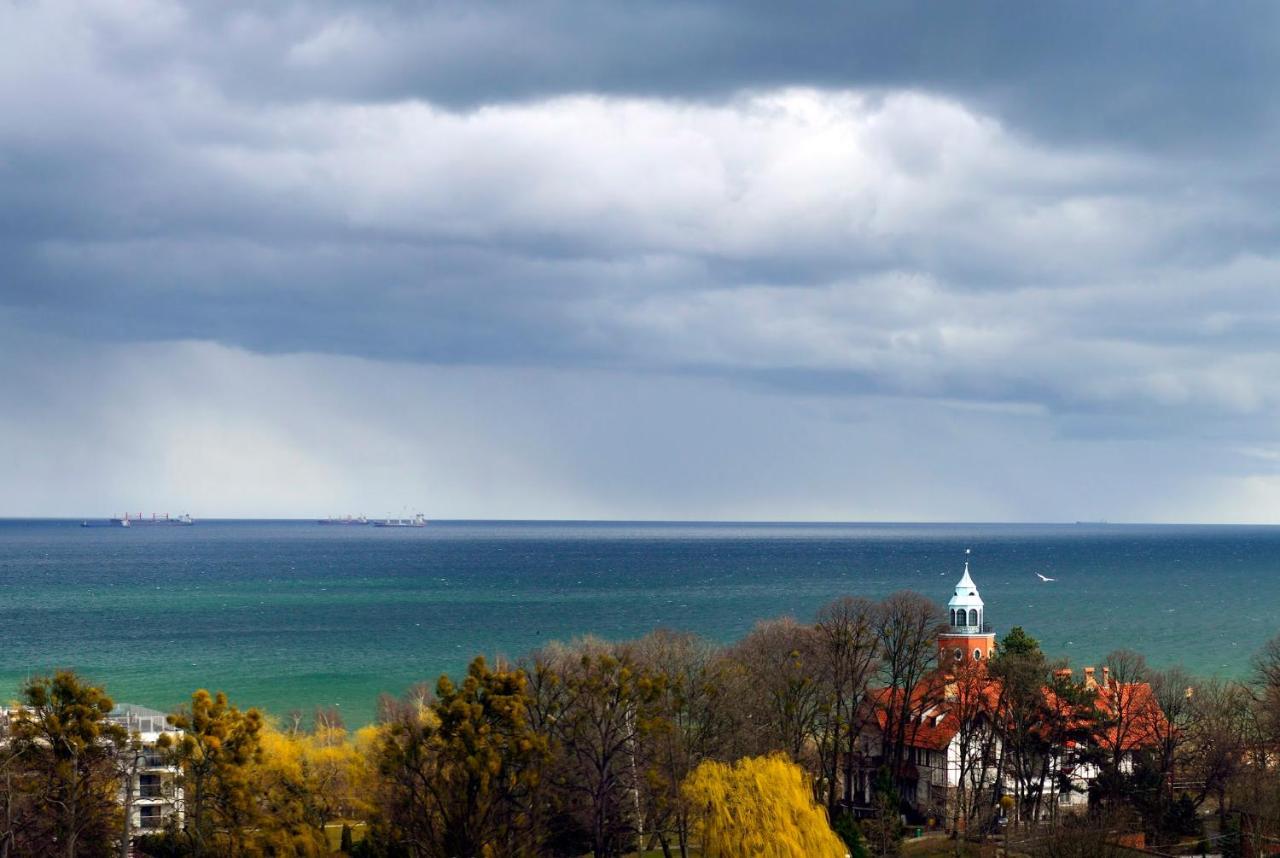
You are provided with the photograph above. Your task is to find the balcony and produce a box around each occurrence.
[948,623,994,635]
[137,811,166,830]
[138,784,166,800]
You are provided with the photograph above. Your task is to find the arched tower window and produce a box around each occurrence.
[968,609,978,627]
[950,609,957,626]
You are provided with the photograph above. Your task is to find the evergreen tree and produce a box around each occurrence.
[998,627,1041,658]
[11,671,127,858]
[831,812,870,858]
[371,656,547,858]
[159,690,265,856]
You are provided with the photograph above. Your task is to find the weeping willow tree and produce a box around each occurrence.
[682,754,847,858]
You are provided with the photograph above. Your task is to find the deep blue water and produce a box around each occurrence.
[0,520,1274,725]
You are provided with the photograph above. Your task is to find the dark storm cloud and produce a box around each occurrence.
[3,0,1280,440]
[114,1,1280,152]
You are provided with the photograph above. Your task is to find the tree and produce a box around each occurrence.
[726,618,825,765]
[861,767,903,857]
[114,729,147,858]
[533,640,663,858]
[372,656,546,858]
[1134,666,1197,844]
[830,811,869,858]
[160,690,266,856]
[813,596,879,813]
[947,657,1001,844]
[253,727,335,856]
[628,629,734,858]
[681,754,847,858]
[10,670,127,858]
[987,649,1095,826]
[873,592,947,800]
[0,713,32,858]
[999,627,1041,658]
[1184,678,1250,836]
[1015,811,1129,858]
[1251,633,1280,757]
[257,718,376,849]
[1098,649,1153,790]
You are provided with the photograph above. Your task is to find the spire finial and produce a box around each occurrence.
[964,547,970,573]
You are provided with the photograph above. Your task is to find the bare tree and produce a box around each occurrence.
[990,648,1052,827]
[532,638,663,858]
[947,657,1001,845]
[814,596,879,813]
[1251,632,1280,751]
[1147,667,1196,799]
[1099,649,1153,786]
[1185,678,1251,835]
[726,618,826,765]
[1013,811,1132,858]
[627,629,732,858]
[114,731,145,858]
[873,591,947,799]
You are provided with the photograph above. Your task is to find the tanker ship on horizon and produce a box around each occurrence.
[112,512,194,526]
[318,515,369,525]
[81,513,195,527]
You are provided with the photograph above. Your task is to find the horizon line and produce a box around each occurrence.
[2,516,1278,528]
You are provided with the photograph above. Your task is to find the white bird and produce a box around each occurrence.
[1036,572,1055,582]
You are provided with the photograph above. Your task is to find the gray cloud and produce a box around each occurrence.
[70,1,1280,151]
[2,333,1270,522]
[3,1,1280,518]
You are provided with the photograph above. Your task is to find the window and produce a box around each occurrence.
[139,806,163,830]
[950,609,957,626]
[140,774,163,799]
[974,649,983,661]
[968,609,978,626]
[954,647,963,661]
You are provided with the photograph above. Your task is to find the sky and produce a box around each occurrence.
[3,1,1280,521]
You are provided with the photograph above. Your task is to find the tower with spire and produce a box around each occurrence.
[939,549,997,665]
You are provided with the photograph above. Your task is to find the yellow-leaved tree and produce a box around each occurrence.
[682,754,847,858]
[254,718,380,852]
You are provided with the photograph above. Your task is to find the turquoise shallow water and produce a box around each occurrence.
[0,520,1275,725]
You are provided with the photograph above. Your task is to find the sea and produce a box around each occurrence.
[0,519,1275,726]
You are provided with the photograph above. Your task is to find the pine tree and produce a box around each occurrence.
[159,690,265,856]
[372,656,547,857]
[11,671,127,858]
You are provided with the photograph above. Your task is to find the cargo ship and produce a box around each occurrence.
[318,515,369,525]
[371,513,427,528]
[115,513,193,526]
[82,513,194,527]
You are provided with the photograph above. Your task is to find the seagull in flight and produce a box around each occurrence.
[1036,572,1056,582]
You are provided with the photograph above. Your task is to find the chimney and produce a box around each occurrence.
[1055,668,1072,680]
[1102,666,1111,687]
[1084,667,1097,689]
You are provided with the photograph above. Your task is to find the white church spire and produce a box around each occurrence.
[948,548,985,631]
